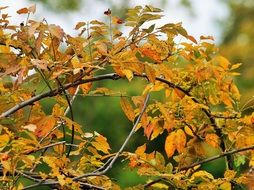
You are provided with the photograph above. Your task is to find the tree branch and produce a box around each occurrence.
[178,144,254,171]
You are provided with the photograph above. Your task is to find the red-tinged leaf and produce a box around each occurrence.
[144,122,154,139]
[188,35,197,44]
[17,7,29,14]
[28,4,36,14]
[75,22,86,30]
[165,132,176,158]
[120,97,135,122]
[175,129,186,153]
[112,16,124,24]
[48,24,64,40]
[34,116,56,138]
[200,35,214,41]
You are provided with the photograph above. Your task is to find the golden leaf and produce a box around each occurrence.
[145,65,156,83]
[91,135,110,154]
[184,126,194,137]
[175,129,186,153]
[165,132,176,158]
[135,143,146,156]
[122,69,133,81]
[120,97,135,122]
[0,134,10,148]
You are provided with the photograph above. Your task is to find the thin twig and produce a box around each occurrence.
[73,93,150,180]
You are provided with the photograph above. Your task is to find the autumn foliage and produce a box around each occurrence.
[0,4,254,189]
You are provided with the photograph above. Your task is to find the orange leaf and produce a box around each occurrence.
[135,144,146,156]
[165,132,176,158]
[17,7,29,14]
[35,116,56,138]
[173,88,185,99]
[188,35,197,44]
[80,82,93,94]
[175,129,186,153]
[120,97,135,122]
[205,134,220,148]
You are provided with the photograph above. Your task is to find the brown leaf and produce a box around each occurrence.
[75,22,86,30]
[48,24,65,40]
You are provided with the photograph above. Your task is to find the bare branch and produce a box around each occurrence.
[73,93,150,180]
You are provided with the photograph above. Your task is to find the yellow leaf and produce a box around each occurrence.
[190,170,214,182]
[175,129,186,153]
[224,170,236,180]
[120,97,135,122]
[122,69,133,81]
[230,63,242,70]
[205,133,220,148]
[215,56,230,70]
[145,65,156,83]
[135,143,146,156]
[52,104,64,117]
[221,92,233,107]
[91,135,110,154]
[220,182,231,190]
[165,132,176,158]
[0,134,10,148]
[184,126,194,137]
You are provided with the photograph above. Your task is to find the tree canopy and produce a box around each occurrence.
[0,4,253,189]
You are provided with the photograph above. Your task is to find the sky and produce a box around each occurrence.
[1,0,229,44]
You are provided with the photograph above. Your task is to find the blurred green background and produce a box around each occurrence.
[11,0,254,188]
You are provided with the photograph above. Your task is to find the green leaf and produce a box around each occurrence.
[233,154,245,168]
[143,24,155,33]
